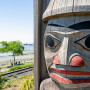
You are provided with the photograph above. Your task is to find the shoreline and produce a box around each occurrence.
[0,54,34,65]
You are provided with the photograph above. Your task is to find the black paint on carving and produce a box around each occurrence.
[48,21,90,30]
[68,21,90,30]
[74,34,90,51]
[85,36,90,48]
[48,24,64,27]
[46,35,54,48]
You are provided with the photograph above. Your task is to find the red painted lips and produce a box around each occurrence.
[50,73,90,84]
[51,55,88,84]
[50,68,90,75]
[49,68,90,84]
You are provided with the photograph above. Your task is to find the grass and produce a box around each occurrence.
[0,74,8,89]
[2,73,34,90]
[8,61,34,72]
[0,64,10,69]
[0,61,34,90]
[20,73,34,90]
[0,61,34,77]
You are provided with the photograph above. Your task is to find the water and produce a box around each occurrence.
[0,44,34,57]
[23,44,34,55]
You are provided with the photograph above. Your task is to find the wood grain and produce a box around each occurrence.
[34,0,90,90]
[43,0,90,22]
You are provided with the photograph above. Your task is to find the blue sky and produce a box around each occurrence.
[0,0,33,44]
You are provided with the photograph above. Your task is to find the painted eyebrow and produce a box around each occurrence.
[48,24,64,27]
[68,21,90,30]
[48,21,90,30]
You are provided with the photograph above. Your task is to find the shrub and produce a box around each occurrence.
[0,74,8,89]
[4,79,13,88]
[20,73,34,90]
[0,75,8,83]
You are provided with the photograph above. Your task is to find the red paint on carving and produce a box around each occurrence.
[53,55,60,64]
[70,56,84,66]
[50,73,90,84]
[50,68,90,75]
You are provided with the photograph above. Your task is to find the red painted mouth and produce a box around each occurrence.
[50,73,90,84]
[50,68,90,75]
[49,68,90,84]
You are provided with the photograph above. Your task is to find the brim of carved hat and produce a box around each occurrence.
[43,0,90,22]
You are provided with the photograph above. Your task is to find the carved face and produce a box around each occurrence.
[44,18,90,85]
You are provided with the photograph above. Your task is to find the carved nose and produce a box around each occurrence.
[53,55,60,64]
[70,56,84,67]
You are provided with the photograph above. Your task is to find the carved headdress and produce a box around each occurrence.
[43,0,90,22]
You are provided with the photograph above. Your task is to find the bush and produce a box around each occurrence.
[9,62,34,72]
[4,80,13,88]
[0,74,8,83]
[0,74,8,89]
[20,73,34,90]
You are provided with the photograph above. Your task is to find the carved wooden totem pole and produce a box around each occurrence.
[34,0,90,90]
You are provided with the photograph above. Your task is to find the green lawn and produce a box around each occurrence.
[0,61,34,74]
[9,61,34,72]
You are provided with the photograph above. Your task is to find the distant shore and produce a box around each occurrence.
[0,54,34,65]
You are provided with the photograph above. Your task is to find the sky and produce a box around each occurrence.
[0,0,34,44]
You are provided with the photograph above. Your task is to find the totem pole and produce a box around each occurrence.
[34,0,90,90]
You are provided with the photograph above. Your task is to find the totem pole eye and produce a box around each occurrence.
[46,35,54,48]
[74,34,90,51]
[85,36,90,48]
[45,35,61,52]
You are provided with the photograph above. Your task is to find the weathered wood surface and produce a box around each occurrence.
[40,78,90,90]
[43,0,90,22]
[40,78,60,90]
[43,15,90,87]
[34,0,90,90]
[34,0,41,90]
[34,0,50,90]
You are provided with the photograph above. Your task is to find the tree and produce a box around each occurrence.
[0,41,24,63]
